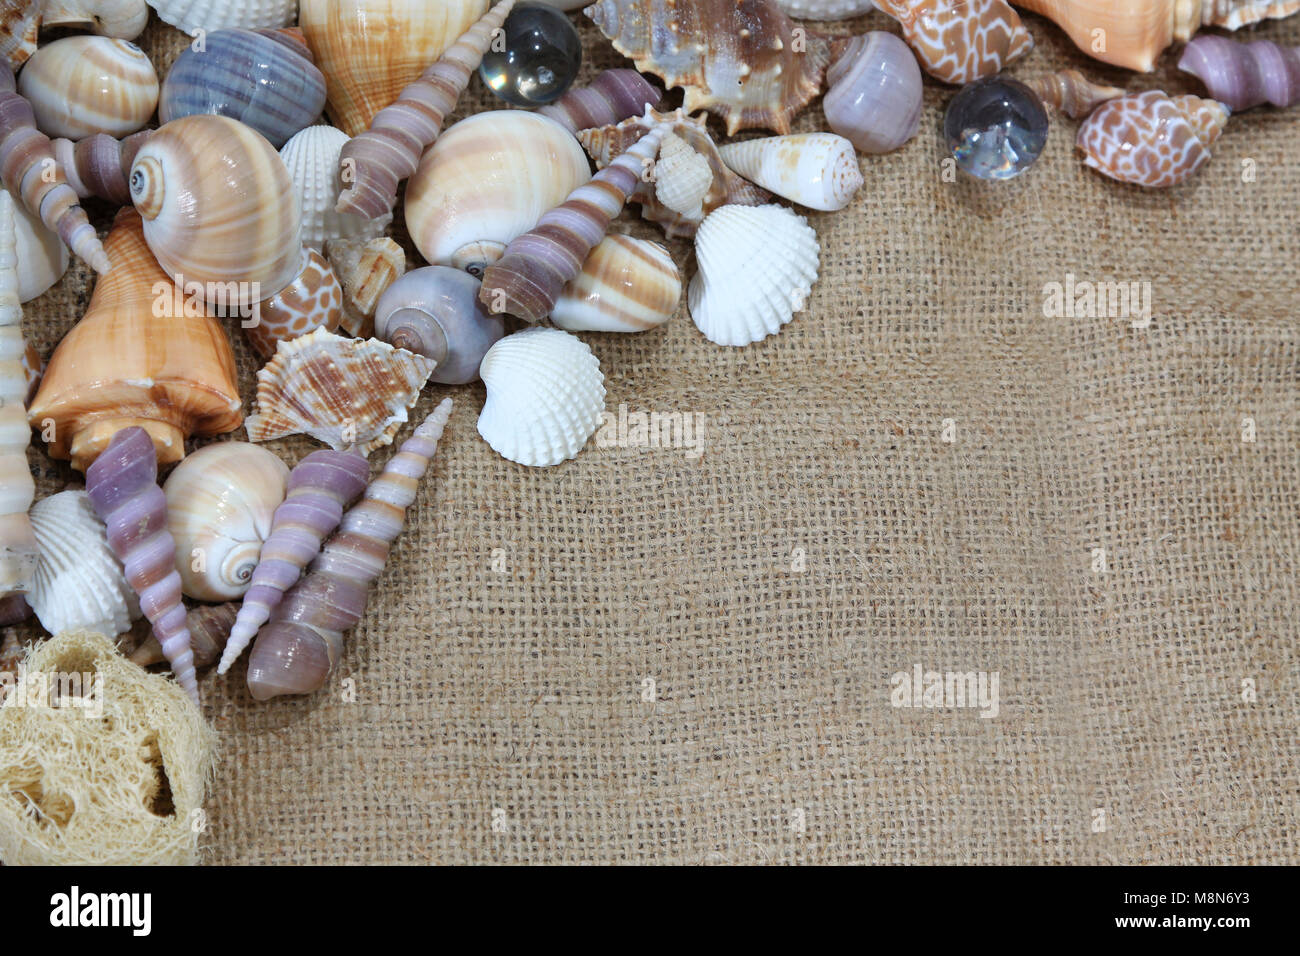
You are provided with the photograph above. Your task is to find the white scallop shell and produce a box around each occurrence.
[2,188,69,303]
[405,111,591,274]
[477,328,606,467]
[28,490,140,638]
[718,133,863,212]
[162,442,290,602]
[689,204,820,347]
[773,0,876,19]
[551,234,680,333]
[654,133,712,220]
[280,125,391,252]
[148,0,298,35]
[18,36,158,140]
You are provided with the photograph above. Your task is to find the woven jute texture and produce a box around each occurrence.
[13,9,1299,864]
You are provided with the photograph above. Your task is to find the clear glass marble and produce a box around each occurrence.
[479,2,583,107]
[943,77,1049,181]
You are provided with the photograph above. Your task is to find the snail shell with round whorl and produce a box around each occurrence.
[405,111,591,276]
[374,266,504,385]
[17,36,158,140]
[823,33,923,154]
[41,0,150,38]
[163,442,290,603]
[129,115,302,307]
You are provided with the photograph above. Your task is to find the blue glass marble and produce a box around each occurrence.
[943,77,1048,181]
[479,2,582,106]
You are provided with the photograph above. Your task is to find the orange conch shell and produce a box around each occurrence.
[27,208,243,472]
[583,0,830,135]
[298,0,488,137]
[1076,90,1229,188]
[875,0,1032,84]
[578,108,771,239]
[1011,0,1300,73]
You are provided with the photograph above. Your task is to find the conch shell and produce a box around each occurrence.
[27,208,243,472]
[584,0,831,135]
[246,328,434,453]
[129,115,302,308]
[1076,90,1229,188]
[163,442,290,602]
[299,0,489,136]
[27,489,140,638]
[405,110,591,275]
[1010,0,1300,73]
[874,0,1032,84]
[0,189,36,600]
[578,108,771,239]
[246,399,453,700]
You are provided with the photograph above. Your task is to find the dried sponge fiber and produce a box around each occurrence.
[0,630,217,865]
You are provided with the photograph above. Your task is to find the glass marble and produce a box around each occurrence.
[943,77,1049,181]
[479,2,583,106]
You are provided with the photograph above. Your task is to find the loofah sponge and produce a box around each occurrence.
[0,630,217,865]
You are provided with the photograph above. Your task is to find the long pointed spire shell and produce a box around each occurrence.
[0,64,110,273]
[0,190,36,600]
[536,69,662,135]
[480,112,668,322]
[219,448,371,674]
[85,426,200,707]
[245,398,452,700]
[335,0,516,220]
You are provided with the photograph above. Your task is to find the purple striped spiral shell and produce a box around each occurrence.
[537,69,662,135]
[245,398,452,700]
[219,447,370,674]
[0,64,109,274]
[52,130,152,205]
[1179,36,1300,112]
[85,426,198,706]
[479,118,668,322]
[335,0,517,221]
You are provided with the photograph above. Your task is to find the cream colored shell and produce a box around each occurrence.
[280,125,391,251]
[477,328,606,467]
[162,442,290,602]
[148,0,298,35]
[654,133,712,220]
[551,235,681,333]
[2,188,68,303]
[405,111,591,275]
[718,133,863,212]
[18,36,158,140]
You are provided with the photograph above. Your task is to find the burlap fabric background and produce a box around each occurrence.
[14,8,1299,864]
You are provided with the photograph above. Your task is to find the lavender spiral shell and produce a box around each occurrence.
[0,64,110,274]
[823,32,923,154]
[537,69,663,135]
[85,426,199,706]
[479,118,668,323]
[52,130,151,205]
[219,447,370,674]
[245,398,452,700]
[1178,36,1300,112]
[335,0,517,222]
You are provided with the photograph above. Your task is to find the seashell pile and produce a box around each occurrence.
[0,0,1291,731]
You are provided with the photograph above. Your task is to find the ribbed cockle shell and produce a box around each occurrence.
[1076,90,1229,188]
[219,447,369,674]
[163,442,290,602]
[85,426,200,706]
[245,399,453,699]
[875,0,1031,85]
[246,328,435,453]
[584,0,831,135]
[1179,35,1300,111]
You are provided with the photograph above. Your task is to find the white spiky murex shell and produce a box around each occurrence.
[477,328,606,467]
[28,490,141,637]
[654,133,711,220]
[689,204,820,347]
[247,328,435,453]
[718,133,863,212]
[148,0,298,36]
[280,125,391,251]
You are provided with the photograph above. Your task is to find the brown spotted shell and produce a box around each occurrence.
[1076,90,1229,189]
[583,0,830,135]
[246,327,434,453]
[578,108,770,239]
